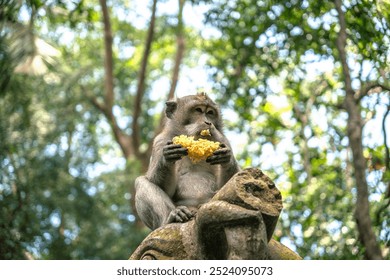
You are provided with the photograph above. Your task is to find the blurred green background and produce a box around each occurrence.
[0,0,389,259]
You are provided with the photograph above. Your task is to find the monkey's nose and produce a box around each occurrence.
[205,121,211,126]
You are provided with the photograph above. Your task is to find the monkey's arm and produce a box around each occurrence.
[138,135,191,229]
[146,136,187,192]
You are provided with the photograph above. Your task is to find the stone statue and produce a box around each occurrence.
[131,168,300,260]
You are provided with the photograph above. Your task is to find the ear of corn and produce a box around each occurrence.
[172,135,220,163]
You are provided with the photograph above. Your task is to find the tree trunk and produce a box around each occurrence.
[167,0,185,101]
[334,0,382,260]
[98,0,135,160]
[132,0,158,160]
[151,0,186,150]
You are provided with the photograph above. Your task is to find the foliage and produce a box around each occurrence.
[1,0,389,259]
[197,0,390,259]
[0,0,149,259]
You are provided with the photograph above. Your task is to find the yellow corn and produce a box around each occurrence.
[172,135,220,163]
[200,129,211,136]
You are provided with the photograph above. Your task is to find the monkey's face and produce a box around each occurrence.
[183,103,221,140]
[166,94,223,140]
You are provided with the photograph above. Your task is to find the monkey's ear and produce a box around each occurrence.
[165,101,177,119]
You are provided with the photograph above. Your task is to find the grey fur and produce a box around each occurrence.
[135,94,240,229]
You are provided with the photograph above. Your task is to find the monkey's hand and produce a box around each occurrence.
[166,206,194,224]
[206,143,232,165]
[163,141,188,163]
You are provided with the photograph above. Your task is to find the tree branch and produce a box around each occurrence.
[89,95,107,115]
[97,0,135,159]
[383,105,390,170]
[293,94,316,184]
[167,0,185,101]
[371,103,390,234]
[357,82,390,102]
[150,0,186,151]
[99,0,115,111]
[132,0,158,158]
[84,86,134,159]
[335,1,354,98]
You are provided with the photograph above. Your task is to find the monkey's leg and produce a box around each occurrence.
[135,176,176,229]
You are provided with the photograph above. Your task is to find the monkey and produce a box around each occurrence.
[135,93,241,230]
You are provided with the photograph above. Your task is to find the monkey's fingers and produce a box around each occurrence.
[175,211,190,222]
[212,147,230,155]
[177,206,193,218]
[165,154,184,162]
[163,143,185,151]
[174,215,185,223]
[167,211,183,223]
[208,158,231,165]
[168,206,193,223]
[164,147,188,155]
[206,153,231,165]
[163,145,188,158]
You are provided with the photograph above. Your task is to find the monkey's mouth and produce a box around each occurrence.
[200,129,211,137]
[196,129,212,140]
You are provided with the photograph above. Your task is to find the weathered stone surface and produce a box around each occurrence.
[130,168,301,260]
[211,168,282,241]
[268,239,302,260]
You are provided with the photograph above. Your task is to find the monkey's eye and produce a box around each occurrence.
[195,107,203,113]
[207,110,214,115]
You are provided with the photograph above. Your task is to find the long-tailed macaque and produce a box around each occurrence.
[135,93,240,229]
